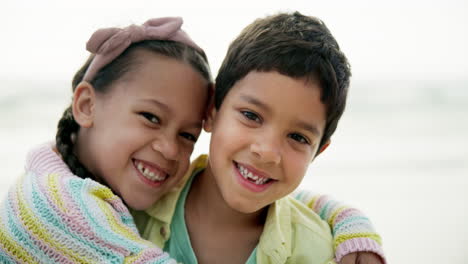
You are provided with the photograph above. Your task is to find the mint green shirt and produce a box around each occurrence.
[164,170,257,264]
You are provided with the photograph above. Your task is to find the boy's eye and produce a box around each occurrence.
[241,111,261,123]
[180,132,197,143]
[289,133,310,145]
[141,112,160,124]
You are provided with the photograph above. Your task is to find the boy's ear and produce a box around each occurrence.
[72,81,96,128]
[316,140,331,156]
[203,84,217,133]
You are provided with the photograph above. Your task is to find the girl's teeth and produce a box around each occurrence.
[136,161,166,182]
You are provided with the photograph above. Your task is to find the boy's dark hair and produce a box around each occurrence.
[215,12,351,151]
[56,40,212,181]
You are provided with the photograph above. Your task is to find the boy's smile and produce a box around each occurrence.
[234,161,276,192]
[204,71,328,213]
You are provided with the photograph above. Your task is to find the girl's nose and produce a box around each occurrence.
[152,135,179,161]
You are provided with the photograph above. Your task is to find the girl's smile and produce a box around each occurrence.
[133,158,169,187]
[74,51,209,210]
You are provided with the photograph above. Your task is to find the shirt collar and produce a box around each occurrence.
[144,155,209,224]
[258,198,292,263]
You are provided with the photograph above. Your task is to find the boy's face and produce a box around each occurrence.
[205,71,328,213]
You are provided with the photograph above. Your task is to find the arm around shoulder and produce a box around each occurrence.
[292,190,386,264]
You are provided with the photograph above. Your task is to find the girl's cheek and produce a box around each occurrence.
[181,147,193,160]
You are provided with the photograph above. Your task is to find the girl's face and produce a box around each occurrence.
[74,51,209,210]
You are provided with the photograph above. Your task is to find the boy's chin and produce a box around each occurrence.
[225,196,271,214]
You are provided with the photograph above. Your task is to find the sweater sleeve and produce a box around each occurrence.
[0,171,176,264]
[292,190,386,264]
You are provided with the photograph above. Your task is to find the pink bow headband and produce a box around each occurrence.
[83,17,203,81]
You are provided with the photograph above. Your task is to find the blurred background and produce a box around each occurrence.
[1,0,467,263]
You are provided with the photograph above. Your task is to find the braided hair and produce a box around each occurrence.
[55,40,212,181]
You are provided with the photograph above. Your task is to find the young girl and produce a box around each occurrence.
[1,16,382,264]
[0,17,212,263]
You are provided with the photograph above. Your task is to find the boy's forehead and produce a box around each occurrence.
[230,70,322,101]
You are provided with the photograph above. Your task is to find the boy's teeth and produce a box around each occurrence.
[237,164,269,185]
[136,161,167,182]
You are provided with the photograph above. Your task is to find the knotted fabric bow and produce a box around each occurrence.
[83,17,203,81]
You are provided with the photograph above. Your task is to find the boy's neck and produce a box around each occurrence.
[184,162,267,263]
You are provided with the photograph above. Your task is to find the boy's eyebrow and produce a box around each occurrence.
[239,94,271,113]
[240,94,321,136]
[296,121,321,137]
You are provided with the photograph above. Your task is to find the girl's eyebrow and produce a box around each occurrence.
[188,122,203,130]
[139,98,202,129]
[139,99,171,114]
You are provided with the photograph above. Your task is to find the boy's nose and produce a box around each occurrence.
[250,136,281,165]
[151,136,179,161]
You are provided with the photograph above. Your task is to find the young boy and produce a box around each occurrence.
[132,12,385,264]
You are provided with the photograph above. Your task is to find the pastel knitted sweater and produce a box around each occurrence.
[0,143,176,264]
[292,190,385,262]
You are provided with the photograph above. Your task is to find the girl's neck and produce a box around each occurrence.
[186,163,268,229]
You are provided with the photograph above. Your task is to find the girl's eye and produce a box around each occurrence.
[289,133,310,145]
[141,112,160,124]
[180,132,197,143]
[241,111,261,123]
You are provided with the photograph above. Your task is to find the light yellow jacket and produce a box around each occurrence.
[132,155,336,264]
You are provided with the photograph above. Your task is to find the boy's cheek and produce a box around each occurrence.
[283,153,311,184]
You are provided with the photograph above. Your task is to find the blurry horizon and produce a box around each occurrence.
[1,0,467,82]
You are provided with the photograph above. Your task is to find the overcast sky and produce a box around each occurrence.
[0,0,467,82]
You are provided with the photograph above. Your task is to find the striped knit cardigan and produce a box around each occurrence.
[0,143,175,264]
[292,191,385,263]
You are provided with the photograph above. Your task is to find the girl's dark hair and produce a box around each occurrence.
[56,40,212,181]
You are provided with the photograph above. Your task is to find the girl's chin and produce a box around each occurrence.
[124,196,159,211]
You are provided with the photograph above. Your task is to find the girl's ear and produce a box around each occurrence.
[72,81,96,128]
[203,84,216,133]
